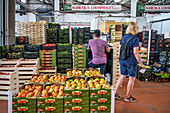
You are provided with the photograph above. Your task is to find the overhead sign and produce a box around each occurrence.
[138,4,170,12]
[65,5,121,12]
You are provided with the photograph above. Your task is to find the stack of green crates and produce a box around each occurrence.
[39,50,56,67]
[57,44,72,73]
[73,45,86,69]
[64,78,89,113]
[89,81,111,113]
[12,97,37,113]
[0,45,7,59]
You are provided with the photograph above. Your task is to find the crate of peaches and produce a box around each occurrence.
[12,84,43,106]
[64,77,89,98]
[37,84,64,113]
[66,69,84,77]
[84,68,103,77]
[47,73,66,84]
[25,75,49,84]
[87,77,112,98]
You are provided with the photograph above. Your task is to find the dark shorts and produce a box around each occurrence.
[88,61,106,74]
[120,62,137,78]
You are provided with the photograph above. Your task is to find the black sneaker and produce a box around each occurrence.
[115,93,121,100]
[124,96,136,102]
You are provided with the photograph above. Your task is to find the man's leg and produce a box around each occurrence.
[115,75,126,94]
[98,64,106,75]
[126,77,135,97]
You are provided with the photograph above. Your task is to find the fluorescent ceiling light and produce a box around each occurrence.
[114,0,121,2]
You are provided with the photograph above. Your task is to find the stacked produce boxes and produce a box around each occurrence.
[143,31,149,48]
[64,76,89,113]
[57,44,72,73]
[122,24,129,36]
[47,23,60,44]
[23,44,41,59]
[149,30,159,65]
[72,28,78,44]
[109,25,115,42]
[137,64,152,81]
[159,51,167,71]
[88,76,111,113]
[165,38,170,50]
[139,48,148,65]
[16,36,29,45]
[156,34,165,52]
[166,51,170,73]
[84,27,91,44]
[152,71,170,82]
[12,84,43,113]
[59,28,69,43]
[73,45,86,69]
[7,45,24,59]
[0,45,7,59]
[37,84,64,113]
[72,27,91,44]
[40,49,56,67]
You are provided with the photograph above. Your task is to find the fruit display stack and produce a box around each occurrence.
[139,48,148,65]
[16,36,29,45]
[137,31,143,42]
[152,71,170,83]
[143,31,149,48]
[57,44,72,73]
[166,51,170,73]
[0,45,7,59]
[12,84,43,113]
[7,45,24,59]
[23,44,41,59]
[156,34,165,52]
[88,77,111,113]
[159,51,167,71]
[39,50,56,67]
[73,45,87,69]
[59,28,69,43]
[165,38,170,50]
[47,23,60,44]
[64,77,89,113]
[109,25,115,42]
[37,85,64,113]
[137,64,152,81]
[84,27,91,44]
[72,27,91,44]
[149,30,159,65]
[72,28,78,44]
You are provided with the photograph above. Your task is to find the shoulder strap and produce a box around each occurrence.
[127,36,135,43]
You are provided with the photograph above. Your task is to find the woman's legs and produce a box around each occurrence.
[115,75,126,94]
[126,77,135,97]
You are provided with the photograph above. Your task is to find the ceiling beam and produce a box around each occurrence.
[16,0,47,20]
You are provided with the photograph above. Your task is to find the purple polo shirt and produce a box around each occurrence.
[88,39,109,64]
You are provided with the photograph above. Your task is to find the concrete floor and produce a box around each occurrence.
[115,78,170,113]
[0,78,170,113]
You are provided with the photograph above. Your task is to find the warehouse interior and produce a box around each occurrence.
[0,0,170,113]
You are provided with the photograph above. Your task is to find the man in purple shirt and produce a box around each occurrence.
[88,29,110,75]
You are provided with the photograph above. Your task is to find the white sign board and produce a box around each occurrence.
[145,5,170,11]
[71,5,121,12]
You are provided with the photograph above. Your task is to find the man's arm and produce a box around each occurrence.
[133,46,145,69]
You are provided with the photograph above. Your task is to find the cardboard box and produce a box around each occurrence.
[12,97,37,107]
[37,106,63,113]
[90,105,111,113]
[64,105,89,113]
[37,97,63,107]
[64,88,89,98]
[64,97,89,106]
[12,106,36,113]
[90,97,111,106]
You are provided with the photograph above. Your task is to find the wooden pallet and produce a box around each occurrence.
[0,59,19,65]
[0,65,17,72]
[39,67,57,75]
[0,71,19,100]
[19,58,39,64]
